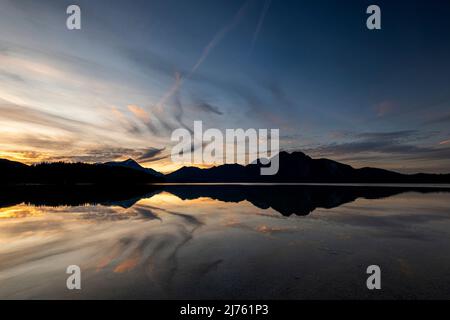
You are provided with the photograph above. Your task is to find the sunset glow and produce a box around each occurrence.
[0,1,449,173]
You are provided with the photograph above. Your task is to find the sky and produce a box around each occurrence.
[0,0,449,173]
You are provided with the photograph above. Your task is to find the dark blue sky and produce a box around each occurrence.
[0,0,449,172]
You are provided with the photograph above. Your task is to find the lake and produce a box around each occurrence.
[0,184,449,299]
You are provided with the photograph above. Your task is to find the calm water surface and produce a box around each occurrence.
[0,185,449,299]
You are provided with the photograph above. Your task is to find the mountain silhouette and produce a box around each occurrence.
[167,151,450,183]
[104,158,163,177]
[0,159,163,185]
[1,151,450,184]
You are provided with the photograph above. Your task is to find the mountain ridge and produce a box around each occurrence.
[166,151,450,183]
[1,151,450,184]
[104,158,163,177]
[0,159,163,184]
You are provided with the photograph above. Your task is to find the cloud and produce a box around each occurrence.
[191,0,251,74]
[127,104,160,135]
[265,81,295,109]
[127,73,193,137]
[303,130,450,165]
[251,0,272,52]
[172,89,193,133]
[44,147,138,163]
[17,145,171,165]
[241,86,293,127]
[355,130,418,141]
[127,104,150,122]
[137,147,166,162]
[110,106,141,135]
[0,70,26,83]
[145,0,252,122]
[0,99,89,134]
[3,134,75,150]
[311,141,428,157]
[193,101,223,115]
[123,47,185,79]
[154,72,182,112]
[424,113,450,125]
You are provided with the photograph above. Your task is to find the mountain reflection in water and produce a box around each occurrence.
[1,184,448,216]
[0,184,450,299]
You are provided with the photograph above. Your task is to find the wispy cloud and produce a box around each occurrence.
[424,113,450,125]
[193,101,223,115]
[137,147,166,162]
[0,98,90,134]
[191,0,251,74]
[149,0,251,124]
[250,0,272,52]
[127,104,160,135]
[302,130,450,173]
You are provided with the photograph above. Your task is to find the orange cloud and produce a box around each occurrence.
[127,104,150,122]
[0,150,48,164]
[113,256,140,273]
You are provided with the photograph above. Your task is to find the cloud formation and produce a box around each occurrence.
[301,130,450,173]
[137,147,166,162]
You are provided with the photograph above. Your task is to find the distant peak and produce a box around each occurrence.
[105,158,142,169]
[122,158,140,165]
[277,150,308,158]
